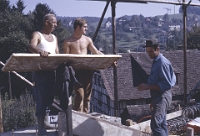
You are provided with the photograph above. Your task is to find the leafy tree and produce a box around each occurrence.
[53,21,70,52]
[15,0,26,13]
[163,14,169,22]
[131,15,141,27]
[32,3,55,31]
[88,32,111,54]
[187,26,200,50]
[152,16,160,26]
[153,16,160,22]
[139,14,145,22]
[0,0,10,12]
[0,0,32,98]
[167,30,182,50]
[0,10,31,62]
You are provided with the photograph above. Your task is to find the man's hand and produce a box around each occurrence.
[150,103,153,111]
[138,83,150,91]
[112,61,117,67]
[38,50,50,57]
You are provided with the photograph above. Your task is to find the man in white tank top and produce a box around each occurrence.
[28,13,59,136]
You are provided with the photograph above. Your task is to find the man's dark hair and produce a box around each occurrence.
[73,18,87,30]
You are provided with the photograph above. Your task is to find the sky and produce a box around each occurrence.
[9,0,200,18]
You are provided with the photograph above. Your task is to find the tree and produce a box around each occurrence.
[88,32,111,54]
[163,14,169,22]
[0,0,10,12]
[32,3,55,31]
[187,26,200,50]
[139,14,145,22]
[167,30,182,50]
[53,21,70,52]
[0,10,31,62]
[0,1,32,98]
[15,0,26,13]
[131,15,141,27]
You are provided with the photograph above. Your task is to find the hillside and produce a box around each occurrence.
[59,13,200,53]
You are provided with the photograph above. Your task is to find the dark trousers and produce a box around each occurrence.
[151,96,171,136]
[73,70,93,113]
[32,71,55,117]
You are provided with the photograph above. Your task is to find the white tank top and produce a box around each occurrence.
[37,32,57,54]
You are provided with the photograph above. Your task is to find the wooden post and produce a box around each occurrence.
[186,127,194,136]
[0,90,3,133]
[8,72,12,99]
[111,0,118,117]
[58,96,73,136]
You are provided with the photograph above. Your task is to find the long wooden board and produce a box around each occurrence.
[2,53,121,72]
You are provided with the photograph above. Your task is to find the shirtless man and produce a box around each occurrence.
[28,13,59,136]
[63,18,103,113]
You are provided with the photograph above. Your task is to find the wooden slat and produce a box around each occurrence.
[2,53,121,72]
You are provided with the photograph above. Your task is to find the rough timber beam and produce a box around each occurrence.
[78,0,200,6]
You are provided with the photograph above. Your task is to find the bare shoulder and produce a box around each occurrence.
[63,35,73,47]
[82,35,93,44]
[31,31,40,39]
[64,35,73,42]
[83,35,91,40]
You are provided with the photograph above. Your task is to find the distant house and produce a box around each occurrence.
[69,20,73,26]
[118,18,126,25]
[169,25,181,31]
[158,18,164,27]
[90,50,200,123]
[105,21,111,28]
[128,27,140,32]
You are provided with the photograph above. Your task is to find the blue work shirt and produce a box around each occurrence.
[148,54,176,99]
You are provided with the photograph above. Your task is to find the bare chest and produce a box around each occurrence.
[69,39,89,54]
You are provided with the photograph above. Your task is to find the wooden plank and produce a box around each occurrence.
[2,53,121,72]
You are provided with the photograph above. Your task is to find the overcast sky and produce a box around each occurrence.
[9,0,200,17]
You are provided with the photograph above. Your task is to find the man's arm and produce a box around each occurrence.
[138,63,176,92]
[138,83,160,91]
[28,32,49,56]
[28,32,40,53]
[88,37,103,55]
[55,37,59,54]
[63,39,70,54]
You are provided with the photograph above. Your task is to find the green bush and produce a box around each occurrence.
[2,92,36,132]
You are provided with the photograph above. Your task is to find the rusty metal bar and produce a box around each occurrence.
[82,0,200,6]
[0,61,34,87]
[92,1,110,42]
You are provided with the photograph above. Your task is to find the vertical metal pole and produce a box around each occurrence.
[8,72,12,99]
[0,90,3,133]
[111,0,118,117]
[183,3,187,105]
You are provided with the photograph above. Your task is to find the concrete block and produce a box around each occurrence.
[72,111,142,136]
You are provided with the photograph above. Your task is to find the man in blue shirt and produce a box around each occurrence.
[138,40,176,136]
